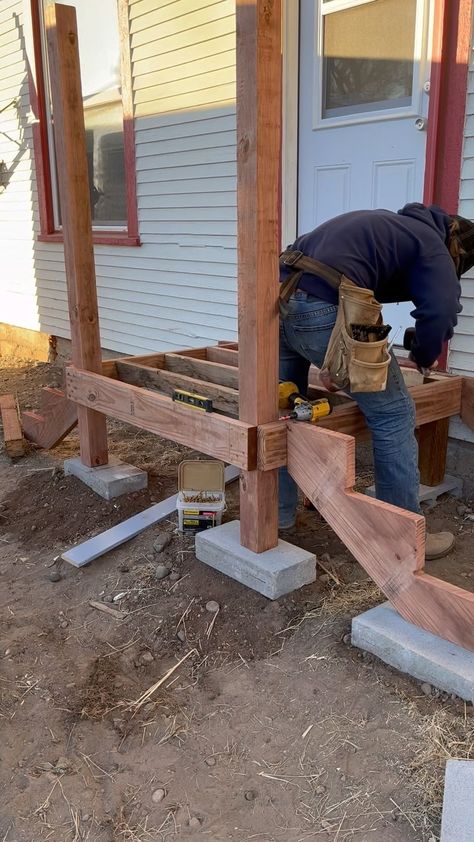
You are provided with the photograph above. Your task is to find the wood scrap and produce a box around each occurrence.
[0,394,25,458]
[89,600,127,620]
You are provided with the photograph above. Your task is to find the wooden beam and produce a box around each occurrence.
[165,354,239,389]
[236,0,281,552]
[116,360,239,416]
[0,395,25,458]
[461,375,474,431]
[66,367,256,470]
[287,422,474,651]
[45,4,107,467]
[258,377,463,470]
[418,417,450,486]
[207,346,239,366]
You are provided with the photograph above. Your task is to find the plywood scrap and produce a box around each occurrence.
[0,394,25,458]
[22,387,78,449]
[287,422,474,652]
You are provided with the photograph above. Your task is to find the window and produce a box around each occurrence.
[31,0,139,245]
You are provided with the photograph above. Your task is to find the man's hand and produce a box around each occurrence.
[319,368,341,392]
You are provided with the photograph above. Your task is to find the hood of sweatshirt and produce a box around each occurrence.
[397,202,451,243]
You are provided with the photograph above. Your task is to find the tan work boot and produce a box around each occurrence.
[425,531,455,560]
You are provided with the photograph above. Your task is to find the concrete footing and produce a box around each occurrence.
[352,603,474,702]
[195,520,316,599]
[440,760,474,841]
[64,456,148,500]
[365,474,463,505]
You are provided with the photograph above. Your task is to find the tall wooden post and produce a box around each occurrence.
[45,4,108,467]
[236,0,281,552]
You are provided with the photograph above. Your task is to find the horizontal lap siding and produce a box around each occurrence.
[0,1,39,333]
[33,0,238,354]
[451,40,474,377]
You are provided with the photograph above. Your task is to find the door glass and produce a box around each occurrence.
[322,0,417,118]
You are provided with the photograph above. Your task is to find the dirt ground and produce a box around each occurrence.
[1,358,474,842]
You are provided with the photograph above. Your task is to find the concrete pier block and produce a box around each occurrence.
[195,520,316,599]
[440,760,474,841]
[365,474,463,506]
[64,455,147,500]
[352,602,474,702]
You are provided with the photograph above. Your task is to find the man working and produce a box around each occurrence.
[279,203,474,559]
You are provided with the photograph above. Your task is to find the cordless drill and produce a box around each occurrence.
[278,381,331,422]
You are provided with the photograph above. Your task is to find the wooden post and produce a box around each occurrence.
[236,0,281,552]
[45,4,108,467]
[418,418,450,486]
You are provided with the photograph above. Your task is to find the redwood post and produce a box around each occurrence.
[45,4,108,466]
[236,0,281,552]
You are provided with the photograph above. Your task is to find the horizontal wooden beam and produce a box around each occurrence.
[165,353,239,389]
[258,377,463,470]
[116,360,239,416]
[66,366,256,470]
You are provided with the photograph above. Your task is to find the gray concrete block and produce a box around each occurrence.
[365,474,463,505]
[195,520,316,599]
[352,602,474,703]
[441,760,474,841]
[64,456,147,500]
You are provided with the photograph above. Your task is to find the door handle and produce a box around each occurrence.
[415,117,427,131]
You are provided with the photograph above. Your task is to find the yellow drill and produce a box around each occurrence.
[278,381,331,422]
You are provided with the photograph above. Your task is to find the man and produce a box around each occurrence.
[279,203,474,559]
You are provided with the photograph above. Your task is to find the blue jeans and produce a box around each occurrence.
[279,290,421,527]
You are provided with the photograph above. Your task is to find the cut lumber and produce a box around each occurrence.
[116,361,239,416]
[0,394,25,458]
[62,466,240,567]
[46,4,108,467]
[287,422,474,652]
[461,375,474,431]
[165,354,239,390]
[21,387,78,449]
[66,366,257,470]
[418,417,450,486]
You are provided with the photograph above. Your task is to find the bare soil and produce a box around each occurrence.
[1,358,474,842]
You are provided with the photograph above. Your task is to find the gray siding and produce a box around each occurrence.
[1,0,237,355]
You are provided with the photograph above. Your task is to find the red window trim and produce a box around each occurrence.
[29,0,140,247]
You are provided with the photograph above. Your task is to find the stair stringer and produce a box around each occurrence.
[287,422,474,652]
[22,387,78,449]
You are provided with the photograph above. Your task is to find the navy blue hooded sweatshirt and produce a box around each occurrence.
[281,204,462,368]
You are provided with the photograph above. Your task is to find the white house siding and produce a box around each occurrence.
[0,0,39,333]
[1,0,237,356]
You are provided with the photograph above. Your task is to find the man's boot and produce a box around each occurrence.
[425,531,455,560]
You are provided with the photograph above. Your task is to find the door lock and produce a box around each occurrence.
[415,117,427,131]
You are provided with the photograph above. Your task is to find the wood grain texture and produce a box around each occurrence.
[45,4,107,467]
[66,367,256,470]
[116,361,239,415]
[0,395,25,458]
[287,422,474,651]
[257,377,463,470]
[418,417,450,486]
[165,354,239,389]
[21,387,78,449]
[461,375,474,431]
[236,0,281,552]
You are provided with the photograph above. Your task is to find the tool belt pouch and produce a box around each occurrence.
[322,279,390,393]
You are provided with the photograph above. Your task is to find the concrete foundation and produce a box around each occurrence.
[64,455,148,500]
[365,474,463,506]
[195,520,316,599]
[440,760,474,841]
[352,602,474,702]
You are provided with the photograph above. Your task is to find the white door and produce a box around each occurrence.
[298,0,433,337]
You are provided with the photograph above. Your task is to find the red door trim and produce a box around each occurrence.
[423,0,474,369]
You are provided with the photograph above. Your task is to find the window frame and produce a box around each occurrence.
[30,0,140,246]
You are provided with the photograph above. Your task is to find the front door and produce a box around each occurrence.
[298,0,434,336]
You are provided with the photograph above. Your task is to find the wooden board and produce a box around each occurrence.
[66,366,256,470]
[418,417,450,486]
[116,360,239,416]
[45,4,108,467]
[461,375,474,431]
[21,387,78,450]
[0,394,24,458]
[257,377,463,470]
[165,354,239,390]
[287,422,474,651]
[236,0,281,552]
